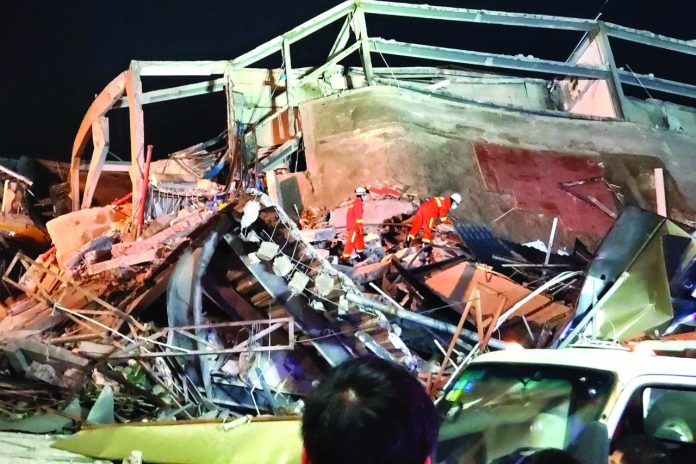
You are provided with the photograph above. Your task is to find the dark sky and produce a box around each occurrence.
[2,0,695,161]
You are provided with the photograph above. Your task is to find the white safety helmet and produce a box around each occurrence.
[450,192,462,210]
[356,187,369,198]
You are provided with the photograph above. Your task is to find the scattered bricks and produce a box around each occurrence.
[288,271,310,294]
[86,248,158,275]
[257,241,280,261]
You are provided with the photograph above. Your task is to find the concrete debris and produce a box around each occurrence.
[2,46,695,444]
[257,241,280,261]
[288,271,310,294]
[272,254,293,277]
[314,273,335,297]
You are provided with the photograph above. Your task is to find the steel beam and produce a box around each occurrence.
[352,8,374,85]
[229,1,353,71]
[358,0,593,31]
[284,1,354,44]
[596,24,626,119]
[603,21,696,56]
[113,78,225,109]
[328,13,353,58]
[137,60,228,76]
[370,38,610,80]
[298,41,361,87]
[618,70,696,100]
[257,134,302,172]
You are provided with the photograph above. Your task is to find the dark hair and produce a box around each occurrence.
[301,356,438,464]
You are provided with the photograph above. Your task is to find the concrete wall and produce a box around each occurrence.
[297,85,696,250]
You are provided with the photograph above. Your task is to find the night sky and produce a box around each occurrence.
[2,0,694,161]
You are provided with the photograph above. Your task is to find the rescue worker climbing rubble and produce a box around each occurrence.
[405,193,461,247]
[340,187,369,265]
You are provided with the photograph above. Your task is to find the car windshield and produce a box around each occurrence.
[436,362,615,464]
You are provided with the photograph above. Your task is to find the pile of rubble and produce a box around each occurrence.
[0,136,695,436]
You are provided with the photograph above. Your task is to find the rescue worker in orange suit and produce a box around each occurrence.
[405,193,461,247]
[340,187,369,265]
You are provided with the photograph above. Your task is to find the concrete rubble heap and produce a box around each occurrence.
[1,0,696,447]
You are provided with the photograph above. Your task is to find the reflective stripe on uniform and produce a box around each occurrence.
[407,234,415,239]
[422,238,431,243]
[440,217,448,221]
[356,219,363,223]
[434,197,442,207]
[429,218,434,228]
[351,231,357,243]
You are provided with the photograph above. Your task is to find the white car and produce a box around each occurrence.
[435,342,696,464]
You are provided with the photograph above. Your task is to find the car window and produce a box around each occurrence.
[436,363,613,464]
[643,387,696,443]
[612,385,696,464]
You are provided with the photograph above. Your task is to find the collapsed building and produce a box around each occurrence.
[1,1,696,461]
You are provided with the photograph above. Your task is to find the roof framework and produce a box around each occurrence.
[68,0,696,211]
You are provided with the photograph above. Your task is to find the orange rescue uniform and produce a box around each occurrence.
[342,196,365,258]
[408,196,452,243]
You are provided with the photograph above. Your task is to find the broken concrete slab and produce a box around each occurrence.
[46,206,126,266]
[111,211,206,258]
[86,248,158,275]
[350,261,392,285]
[299,227,336,243]
[329,199,415,229]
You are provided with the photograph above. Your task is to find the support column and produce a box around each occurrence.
[125,63,145,212]
[596,23,627,119]
[224,66,238,187]
[81,117,110,209]
[282,39,298,134]
[352,7,374,85]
